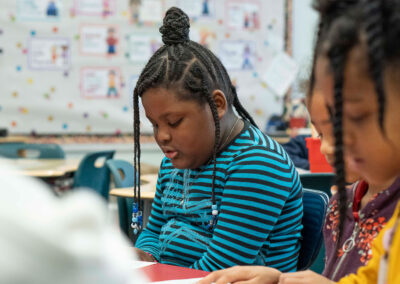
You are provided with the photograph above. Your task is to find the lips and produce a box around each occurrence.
[348,156,365,172]
[161,147,178,159]
[164,150,178,159]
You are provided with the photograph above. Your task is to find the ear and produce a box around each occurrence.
[212,89,228,119]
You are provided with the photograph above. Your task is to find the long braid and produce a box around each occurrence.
[231,86,257,127]
[204,85,221,206]
[362,0,386,129]
[329,48,348,250]
[132,85,141,235]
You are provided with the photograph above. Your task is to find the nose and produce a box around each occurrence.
[320,137,334,158]
[155,125,171,144]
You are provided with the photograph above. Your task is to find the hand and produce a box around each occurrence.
[330,185,338,196]
[197,266,281,284]
[133,247,156,262]
[278,270,335,284]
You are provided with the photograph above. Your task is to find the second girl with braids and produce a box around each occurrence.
[132,7,303,271]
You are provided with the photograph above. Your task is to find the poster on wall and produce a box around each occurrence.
[218,40,256,71]
[80,67,122,99]
[225,0,261,30]
[177,0,215,18]
[129,0,163,24]
[1,0,286,134]
[73,0,117,17]
[17,0,61,21]
[263,52,298,97]
[190,26,217,49]
[80,24,119,56]
[28,37,70,70]
[127,32,162,63]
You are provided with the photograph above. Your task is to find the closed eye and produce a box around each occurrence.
[168,118,183,128]
[347,113,370,123]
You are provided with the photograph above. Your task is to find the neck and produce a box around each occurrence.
[218,115,242,150]
[360,177,396,210]
[367,177,396,195]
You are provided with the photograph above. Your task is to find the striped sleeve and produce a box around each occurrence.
[135,161,168,261]
[190,145,303,271]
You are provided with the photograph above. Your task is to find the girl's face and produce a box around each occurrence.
[142,87,216,169]
[309,89,360,183]
[316,47,400,185]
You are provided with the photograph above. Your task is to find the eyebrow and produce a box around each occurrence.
[344,96,364,103]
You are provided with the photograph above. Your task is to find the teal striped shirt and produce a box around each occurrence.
[136,122,303,271]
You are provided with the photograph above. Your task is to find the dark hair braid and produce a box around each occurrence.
[231,86,257,126]
[132,7,257,233]
[329,47,348,250]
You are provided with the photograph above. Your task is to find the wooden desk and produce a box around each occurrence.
[109,174,158,200]
[0,136,28,144]
[2,158,80,178]
[3,158,159,179]
[137,262,209,282]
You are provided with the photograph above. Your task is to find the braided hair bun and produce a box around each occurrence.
[159,7,190,45]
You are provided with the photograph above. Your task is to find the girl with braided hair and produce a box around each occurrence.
[278,0,400,283]
[132,7,303,271]
[200,0,400,282]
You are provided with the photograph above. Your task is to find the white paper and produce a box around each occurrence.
[219,41,256,71]
[131,260,156,269]
[28,37,70,70]
[139,0,162,23]
[80,25,118,55]
[17,0,61,21]
[128,33,162,63]
[263,52,298,97]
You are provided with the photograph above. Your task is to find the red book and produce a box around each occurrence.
[140,263,209,282]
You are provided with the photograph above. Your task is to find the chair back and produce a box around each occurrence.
[106,159,135,188]
[299,173,335,197]
[73,150,115,200]
[106,159,135,239]
[297,188,329,271]
[0,143,65,159]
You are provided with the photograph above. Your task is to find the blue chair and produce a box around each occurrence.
[0,143,65,159]
[297,188,329,271]
[73,151,115,200]
[300,173,335,197]
[106,159,135,238]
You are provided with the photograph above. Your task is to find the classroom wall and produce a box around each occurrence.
[291,0,319,98]
[0,0,288,135]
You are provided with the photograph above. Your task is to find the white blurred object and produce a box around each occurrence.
[263,52,299,97]
[0,161,148,284]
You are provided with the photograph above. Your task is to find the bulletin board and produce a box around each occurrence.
[0,0,288,135]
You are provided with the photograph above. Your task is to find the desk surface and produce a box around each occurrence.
[2,158,80,178]
[0,136,29,144]
[138,262,209,282]
[3,159,159,179]
[110,174,158,199]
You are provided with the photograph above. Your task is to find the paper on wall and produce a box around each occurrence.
[262,52,298,97]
